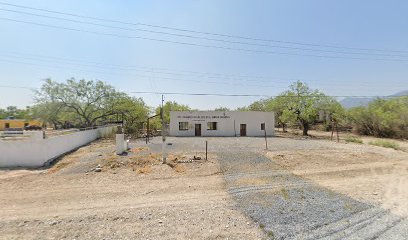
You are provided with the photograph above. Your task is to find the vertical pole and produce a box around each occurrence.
[336,122,340,142]
[146,118,149,144]
[161,94,166,164]
[330,121,334,141]
[234,120,236,137]
[264,122,268,150]
[205,140,208,160]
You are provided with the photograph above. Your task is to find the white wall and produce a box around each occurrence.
[169,111,275,137]
[0,126,117,168]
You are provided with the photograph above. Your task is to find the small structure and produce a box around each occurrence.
[169,111,275,137]
[0,118,42,131]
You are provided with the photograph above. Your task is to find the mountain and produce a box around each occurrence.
[391,90,408,97]
[340,90,408,108]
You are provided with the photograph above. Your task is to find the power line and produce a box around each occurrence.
[128,91,407,98]
[1,8,407,58]
[0,53,404,90]
[0,85,405,98]
[0,1,407,54]
[2,17,408,63]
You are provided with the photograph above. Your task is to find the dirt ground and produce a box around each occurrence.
[0,131,407,239]
[0,140,264,240]
[269,131,408,218]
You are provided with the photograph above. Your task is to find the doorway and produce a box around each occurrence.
[240,124,246,136]
[195,124,201,136]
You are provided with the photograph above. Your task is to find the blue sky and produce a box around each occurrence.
[0,0,407,110]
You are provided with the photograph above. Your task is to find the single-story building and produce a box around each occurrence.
[0,119,43,131]
[169,111,275,137]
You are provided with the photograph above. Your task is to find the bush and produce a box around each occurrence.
[347,97,408,139]
[369,140,400,150]
[345,135,363,144]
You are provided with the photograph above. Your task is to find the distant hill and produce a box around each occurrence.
[340,90,408,108]
[391,90,408,97]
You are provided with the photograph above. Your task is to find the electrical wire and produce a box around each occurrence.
[1,17,408,62]
[0,1,407,54]
[1,8,407,58]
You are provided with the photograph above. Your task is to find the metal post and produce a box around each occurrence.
[205,140,208,160]
[161,95,166,164]
[264,122,268,150]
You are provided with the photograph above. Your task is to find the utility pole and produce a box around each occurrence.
[161,94,167,164]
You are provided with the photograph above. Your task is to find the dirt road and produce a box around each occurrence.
[1,135,407,239]
[0,140,264,240]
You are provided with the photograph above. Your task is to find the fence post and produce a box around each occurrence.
[205,140,208,160]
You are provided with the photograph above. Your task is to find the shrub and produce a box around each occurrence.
[369,140,400,150]
[347,97,408,139]
[345,135,363,144]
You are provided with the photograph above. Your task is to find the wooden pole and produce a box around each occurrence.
[264,123,268,150]
[205,140,208,160]
[336,122,340,142]
[330,120,334,141]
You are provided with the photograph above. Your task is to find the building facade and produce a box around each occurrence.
[0,119,42,131]
[169,111,275,137]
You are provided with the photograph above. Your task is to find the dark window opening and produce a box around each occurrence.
[5,123,10,129]
[179,122,189,131]
[207,122,217,130]
[261,123,265,130]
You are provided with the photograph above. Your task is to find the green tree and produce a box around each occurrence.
[273,81,333,136]
[36,78,127,127]
[155,101,191,124]
[0,106,31,119]
[248,99,267,111]
[347,97,408,138]
[214,107,230,111]
[114,96,150,135]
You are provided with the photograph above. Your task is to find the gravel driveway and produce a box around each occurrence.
[158,136,408,240]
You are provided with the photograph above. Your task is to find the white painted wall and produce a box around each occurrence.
[169,111,275,137]
[0,126,117,168]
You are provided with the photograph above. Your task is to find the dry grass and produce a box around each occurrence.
[136,165,152,174]
[48,161,72,174]
[369,140,400,150]
[280,188,290,200]
[174,164,186,173]
[129,147,148,153]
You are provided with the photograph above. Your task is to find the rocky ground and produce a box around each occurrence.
[0,132,407,239]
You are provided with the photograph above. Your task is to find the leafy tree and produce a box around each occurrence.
[347,97,408,138]
[113,96,149,134]
[36,78,127,127]
[155,101,191,124]
[269,81,334,136]
[235,106,249,111]
[0,106,31,119]
[214,107,230,111]
[248,99,267,111]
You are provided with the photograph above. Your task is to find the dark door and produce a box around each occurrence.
[195,124,201,136]
[240,124,246,136]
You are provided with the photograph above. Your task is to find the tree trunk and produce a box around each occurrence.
[302,121,309,136]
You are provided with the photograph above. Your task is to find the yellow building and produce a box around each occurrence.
[0,119,43,130]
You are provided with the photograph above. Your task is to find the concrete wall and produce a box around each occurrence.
[169,111,275,137]
[0,126,117,168]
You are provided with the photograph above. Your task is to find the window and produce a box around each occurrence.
[179,122,189,131]
[207,122,217,130]
[5,123,10,129]
[261,123,265,130]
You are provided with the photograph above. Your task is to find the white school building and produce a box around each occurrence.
[169,111,275,137]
